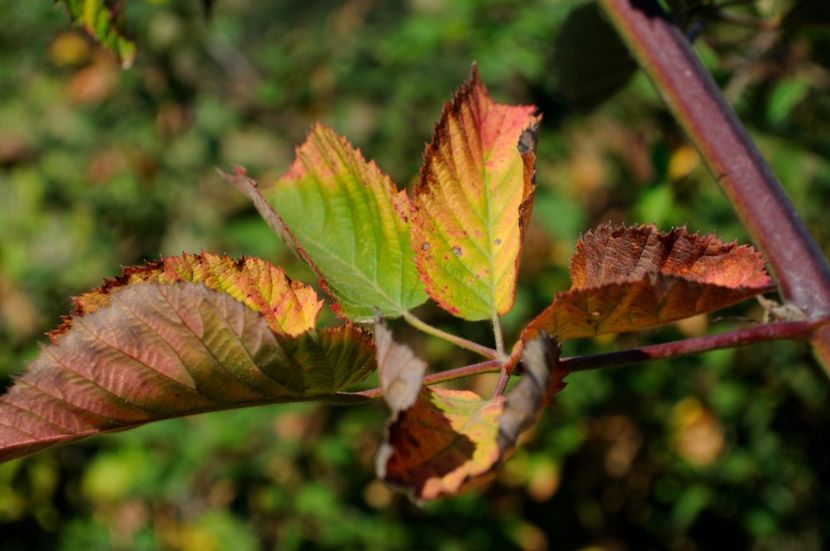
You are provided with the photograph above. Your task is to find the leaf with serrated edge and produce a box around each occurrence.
[60,0,136,68]
[0,258,375,464]
[55,252,322,339]
[234,125,427,322]
[524,224,772,340]
[376,331,556,501]
[412,65,540,320]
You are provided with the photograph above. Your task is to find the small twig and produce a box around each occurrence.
[350,321,824,400]
[350,359,504,400]
[402,311,500,359]
[561,319,822,373]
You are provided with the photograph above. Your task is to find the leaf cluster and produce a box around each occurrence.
[0,68,771,500]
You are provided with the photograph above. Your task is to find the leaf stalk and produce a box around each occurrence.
[492,314,506,356]
[402,311,500,359]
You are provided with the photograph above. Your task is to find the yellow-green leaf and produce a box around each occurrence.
[412,66,540,320]
[229,125,428,322]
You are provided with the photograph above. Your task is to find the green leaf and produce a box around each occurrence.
[766,79,810,126]
[225,125,428,322]
[59,0,136,68]
[0,256,375,464]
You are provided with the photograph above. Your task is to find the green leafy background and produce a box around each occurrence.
[2,0,830,549]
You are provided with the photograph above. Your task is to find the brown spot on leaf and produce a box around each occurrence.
[452,247,462,257]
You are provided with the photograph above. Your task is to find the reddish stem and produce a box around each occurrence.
[492,369,511,397]
[349,322,823,400]
[597,0,830,320]
[561,320,821,373]
[351,359,503,400]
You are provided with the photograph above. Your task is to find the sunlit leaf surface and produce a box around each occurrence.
[412,66,540,320]
[246,125,427,321]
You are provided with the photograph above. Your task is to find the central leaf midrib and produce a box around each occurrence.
[480,107,511,320]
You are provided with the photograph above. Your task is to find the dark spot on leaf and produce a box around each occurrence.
[421,242,430,251]
[517,123,539,155]
[452,247,462,257]
[494,238,502,246]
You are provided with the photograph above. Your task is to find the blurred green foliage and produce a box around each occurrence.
[2,0,830,549]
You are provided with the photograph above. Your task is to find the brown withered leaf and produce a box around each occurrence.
[374,321,427,413]
[498,334,560,451]
[376,332,558,501]
[524,224,772,340]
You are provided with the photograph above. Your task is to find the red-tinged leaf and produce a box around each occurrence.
[376,331,557,501]
[223,124,427,322]
[412,65,541,321]
[524,224,772,340]
[0,258,375,464]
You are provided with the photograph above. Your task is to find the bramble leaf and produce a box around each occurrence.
[375,329,557,501]
[412,66,541,321]
[59,0,136,68]
[524,224,772,340]
[0,256,375,464]
[227,125,428,322]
